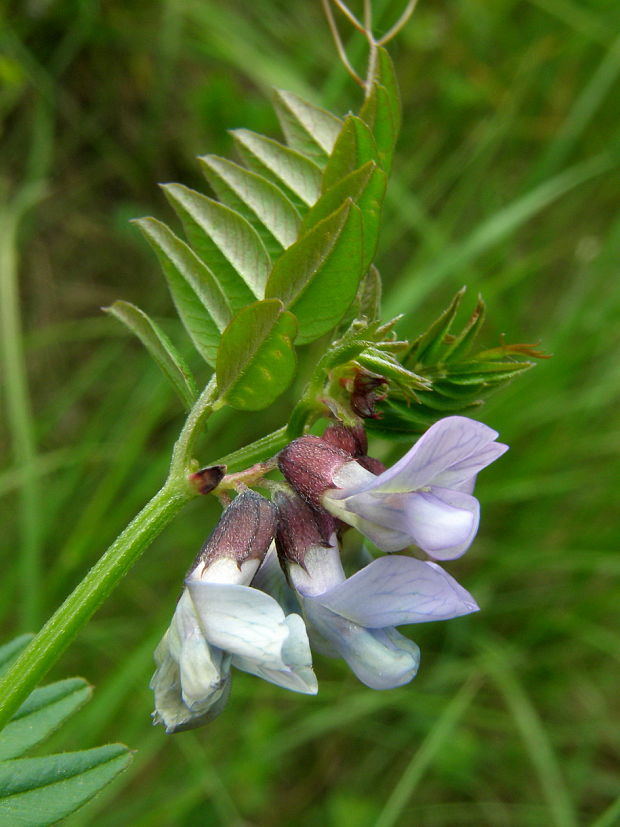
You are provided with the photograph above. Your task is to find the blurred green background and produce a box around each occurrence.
[1,0,619,824]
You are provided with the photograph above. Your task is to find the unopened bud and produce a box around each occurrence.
[322,422,385,474]
[279,433,386,510]
[350,371,387,419]
[189,465,226,495]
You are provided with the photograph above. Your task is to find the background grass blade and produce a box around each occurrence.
[374,675,481,827]
[0,187,45,631]
[481,641,578,827]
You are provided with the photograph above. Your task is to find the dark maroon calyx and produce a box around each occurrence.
[273,489,336,569]
[322,422,368,457]
[192,490,277,575]
[278,435,351,508]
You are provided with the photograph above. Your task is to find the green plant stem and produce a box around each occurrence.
[170,377,218,480]
[0,377,220,730]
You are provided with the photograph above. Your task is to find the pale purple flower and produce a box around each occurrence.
[321,416,508,559]
[151,491,317,733]
[275,490,478,690]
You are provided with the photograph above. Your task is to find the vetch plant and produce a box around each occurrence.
[0,0,545,781]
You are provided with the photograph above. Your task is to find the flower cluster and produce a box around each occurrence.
[151,416,507,732]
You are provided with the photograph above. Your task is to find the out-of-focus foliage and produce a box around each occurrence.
[1,1,619,825]
[0,636,131,824]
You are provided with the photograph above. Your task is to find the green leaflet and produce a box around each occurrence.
[265,199,365,344]
[370,281,537,435]
[357,348,429,391]
[432,380,490,400]
[368,399,439,434]
[162,183,269,309]
[302,161,386,273]
[322,115,379,191]
[104,301,198,407]
[440,361,533,385]
[216,299,297,411]
[272,88,342,164]
[374,47,402,138]
[133,217,233,365]
[441,298,486,362]
[360,83,398,175]
[336,266,384,333]
[231,129,323,209]
[412,391,484,413]
[198,155,301,258]
[371,359,533,436]
[357,265,382,321]
[0,679,91,761]
[0,745,131,826]
[199,155,301,257]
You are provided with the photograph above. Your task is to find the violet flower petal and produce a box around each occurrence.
[303,598,420,690]
[232,614,318,694]
[318,556,479,628]
[328,485,479,558]
[404,487,480,559]
[431,440,508,491]
[322,489,415,552]
[334,416,504,496]
[187,581,289,662]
